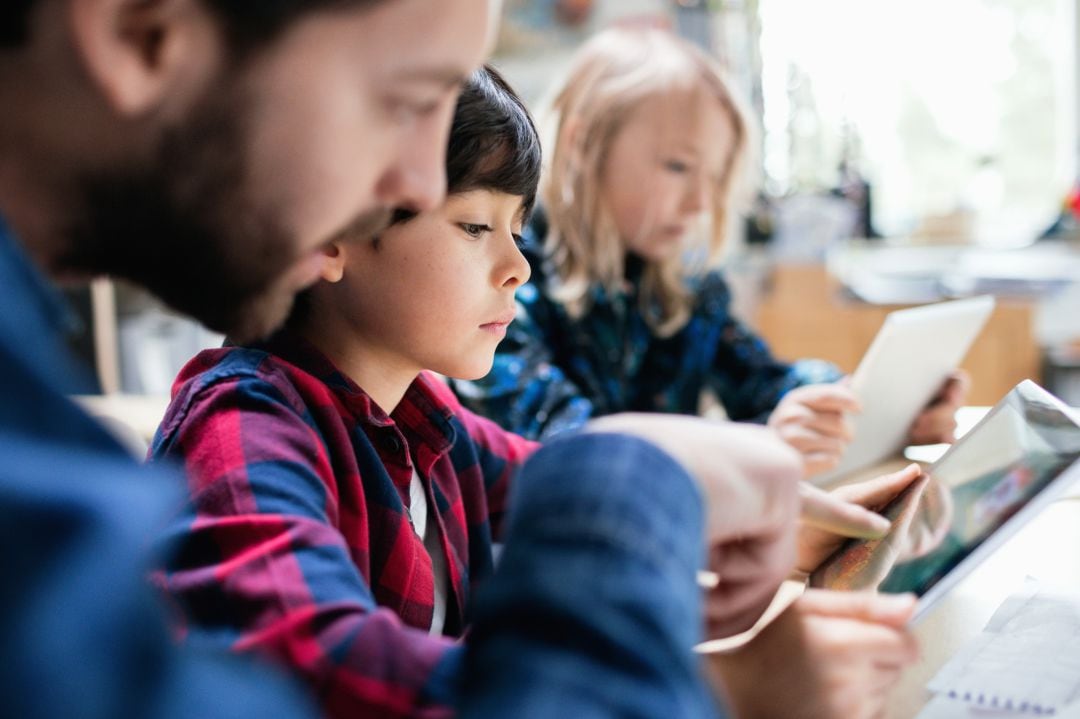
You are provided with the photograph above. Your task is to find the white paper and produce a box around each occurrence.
[927,586,1080,714]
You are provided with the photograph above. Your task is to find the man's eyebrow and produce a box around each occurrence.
[392,67,470,90]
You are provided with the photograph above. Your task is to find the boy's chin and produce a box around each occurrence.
[441,358,496,383]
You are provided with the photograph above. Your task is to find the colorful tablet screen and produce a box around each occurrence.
[811,382,1080,596]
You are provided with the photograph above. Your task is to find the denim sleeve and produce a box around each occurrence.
[0,435,317,719]
[458,433,726,719]
[697,273,841,422]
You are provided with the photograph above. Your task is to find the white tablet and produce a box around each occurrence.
[809,380,1080,622]
[813,295,996,486]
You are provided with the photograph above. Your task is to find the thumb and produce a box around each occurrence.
[799,482,892,539]
[833,464,925,511]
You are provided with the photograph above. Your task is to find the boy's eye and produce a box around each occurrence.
[460,223,492,238]
[664,159,691,174]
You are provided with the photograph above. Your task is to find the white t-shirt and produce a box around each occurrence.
[409,469,448,635]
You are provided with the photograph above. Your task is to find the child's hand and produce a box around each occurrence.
[586,414,802,637]
[908,370,969,445]
[768,384,861,477]
[795,466,922,575]
[706,589,919,719]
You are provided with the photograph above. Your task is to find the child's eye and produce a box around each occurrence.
[664,160,691,174]
[512,233,526,249]
[460,223,493,238]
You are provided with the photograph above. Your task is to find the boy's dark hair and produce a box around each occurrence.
[445,64,543,220]
[1,1,382,50]
[388,64,542,228]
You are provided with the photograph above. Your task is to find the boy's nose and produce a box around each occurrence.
[498,236,531,289]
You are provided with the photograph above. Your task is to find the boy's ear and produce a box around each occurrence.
[318,243,347,284]
[68,0,222,117]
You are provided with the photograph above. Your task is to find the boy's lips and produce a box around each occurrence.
[480,309,516,330]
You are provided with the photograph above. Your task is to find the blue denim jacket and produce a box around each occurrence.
[0,219,317,719]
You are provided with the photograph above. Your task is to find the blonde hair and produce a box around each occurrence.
[541,27,755,337]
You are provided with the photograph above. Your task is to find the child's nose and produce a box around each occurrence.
[681,175,710,215]
[497,235,531,289]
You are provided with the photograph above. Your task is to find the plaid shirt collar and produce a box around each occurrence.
[254,330,458,460]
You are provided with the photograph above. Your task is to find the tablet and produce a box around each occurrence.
[809,380,1080,622]
[813,295,996,486]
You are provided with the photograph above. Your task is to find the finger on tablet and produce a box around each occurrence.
[834,464,924,510]
[799,482,892,538]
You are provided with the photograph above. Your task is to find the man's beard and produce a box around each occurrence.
[58,78,317,343]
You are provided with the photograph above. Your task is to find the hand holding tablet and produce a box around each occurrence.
[811,295,995,485]
[769,383,862,477]
[809,380,1080,622]
[810,472,951,591]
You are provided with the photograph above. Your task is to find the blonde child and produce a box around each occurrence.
[451,28,965,477]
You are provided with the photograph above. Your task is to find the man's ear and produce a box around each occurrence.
[67,0,222,116]
[319,243,347,284]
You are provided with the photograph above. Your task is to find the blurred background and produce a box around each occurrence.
[74,0,1080,439]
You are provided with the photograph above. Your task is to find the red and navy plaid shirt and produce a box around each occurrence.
[149,333,538,718]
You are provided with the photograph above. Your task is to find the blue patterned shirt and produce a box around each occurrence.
[451,230,840,441]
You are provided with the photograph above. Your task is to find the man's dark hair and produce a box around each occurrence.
[0,0,36,46]
[1,1,382,50]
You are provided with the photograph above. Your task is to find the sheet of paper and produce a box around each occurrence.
[927,586,1080,714]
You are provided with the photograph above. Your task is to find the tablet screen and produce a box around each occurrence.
[810,381,1080,596]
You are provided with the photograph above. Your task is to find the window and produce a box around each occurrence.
[759,0,1077,246]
